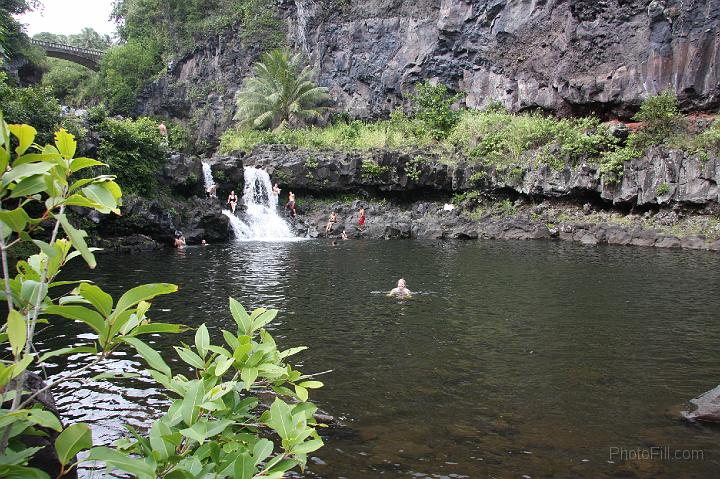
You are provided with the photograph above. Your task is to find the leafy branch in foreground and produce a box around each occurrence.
[0,115,324,478]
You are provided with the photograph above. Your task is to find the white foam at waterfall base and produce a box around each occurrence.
[223,167,299,241]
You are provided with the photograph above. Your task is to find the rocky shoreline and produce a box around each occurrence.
[89,145,720,253]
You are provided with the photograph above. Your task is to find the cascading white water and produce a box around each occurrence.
[201,161,215,190]
[223,167,296,241]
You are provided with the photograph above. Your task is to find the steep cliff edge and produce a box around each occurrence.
[137,0,720,148]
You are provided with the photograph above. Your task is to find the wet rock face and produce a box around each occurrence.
[137,0,720,146]
[296,0,720,117]
[234,145,720,208]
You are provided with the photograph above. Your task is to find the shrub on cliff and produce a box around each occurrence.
[96,40,162,115]
[234,49,330,130]
[410,81,464,139]
[97,116,167,194]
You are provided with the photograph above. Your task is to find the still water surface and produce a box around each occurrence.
[42,240,720,478]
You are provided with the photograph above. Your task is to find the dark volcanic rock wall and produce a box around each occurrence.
[138,0,720,145]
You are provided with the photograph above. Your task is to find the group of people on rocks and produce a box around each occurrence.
[324,207,365,239]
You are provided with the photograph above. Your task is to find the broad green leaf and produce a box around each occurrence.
[84,447,156,477]
[205,419,233,438]
[222,330,240,350]
[82,183,120,214]
[0,113,10,172]
[55,423,92,465]
[8,124,36,156]
[45,305,106,337]
[61,194,102,209]
[267,398,294,441]
[114,283,178,317]
[2,162,54,186]
[279,346,307,359]
[149,420,175,462]
[12,152,63,166]
[195,324,209,358]
[123,337,171,377]
[229,297,252,335]
[294,385,308,402]
[27,409,62,431]
[54,129,77,159]
[179,422,207,444]
[56,213,95,269]
[134,323,186,335]
[174,346,206,369]
[298,380,324,389]
[0,208,30,232]
[7,310,26,357]
[214,355,234,377]
[292,438,323,455]
[233,453,256,479]
[180,380,205,426]
[10,354,34,378]
[77,283,113,317]
[70,157,105,172]
[8,175,46,198]
[253,309,277,330]
[253,438,273,465]
[0,465,50,478]
[241,367,258,390]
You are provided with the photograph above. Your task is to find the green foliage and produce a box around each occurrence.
[410,81,463,139]
[40,59,97,107]
[305,155,319,169]
[235,49,329,130]
[656,182,670,196]
[34,28,111,51]
[449,110,616,169]
[220,114,434,153]
[96,117,167,194]
[0,74,63,145]
[361,160,390,180]
[0,0,37,64]
[632,89,682,145]
[497,198,517,216]
[97,40,162,115]
[167,120,192,154]
[468,170,487,186]
[452,190,481,205]
[0,116,324,478]
[404,155,426,182]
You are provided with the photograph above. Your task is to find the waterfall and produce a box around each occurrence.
[223,167,297,241]
[201,161,215,190]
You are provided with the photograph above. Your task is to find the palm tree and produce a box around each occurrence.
[234,49,330,130]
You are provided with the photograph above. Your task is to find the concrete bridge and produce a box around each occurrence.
[30,39,104,71]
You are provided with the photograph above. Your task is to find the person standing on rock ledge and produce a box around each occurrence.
[357,207,366,231]
[285,192,297,221]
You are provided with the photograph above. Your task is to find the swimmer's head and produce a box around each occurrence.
[397,278,406,288]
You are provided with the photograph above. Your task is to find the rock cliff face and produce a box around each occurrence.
[235,145,720,208]
[138,0,720,146]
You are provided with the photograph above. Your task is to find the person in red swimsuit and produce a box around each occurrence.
[358,207,366,230]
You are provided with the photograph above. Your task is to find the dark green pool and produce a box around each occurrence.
[42,240,720,478]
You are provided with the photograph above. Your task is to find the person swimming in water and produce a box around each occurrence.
[388,278,412,298]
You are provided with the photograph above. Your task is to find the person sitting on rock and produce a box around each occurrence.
[325,211,338,236]
[227,190,238,214]
[341,230,348,240]
[272,183,281,197]
[388,278,412,298]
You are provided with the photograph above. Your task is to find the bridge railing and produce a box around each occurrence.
[30,39,105,58]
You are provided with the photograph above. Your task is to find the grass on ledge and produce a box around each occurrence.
[220,101,720,182]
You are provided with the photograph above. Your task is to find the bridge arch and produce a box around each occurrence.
[30,39,104,71]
